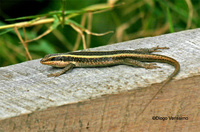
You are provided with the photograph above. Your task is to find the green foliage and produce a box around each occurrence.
[0,0,199,67]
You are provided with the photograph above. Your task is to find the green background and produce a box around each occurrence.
[0,0,199,67]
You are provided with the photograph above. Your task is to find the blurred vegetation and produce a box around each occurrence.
[0,0,199,67]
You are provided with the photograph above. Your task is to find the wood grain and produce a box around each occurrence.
[1,28,200,131]
[0,76,199,131]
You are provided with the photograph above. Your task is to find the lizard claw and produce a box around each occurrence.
[153,46,169,52]
[145,63,161,69]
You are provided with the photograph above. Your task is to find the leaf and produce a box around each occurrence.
[0,28,13,35]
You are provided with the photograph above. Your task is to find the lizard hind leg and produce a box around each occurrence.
[133,46,169,54]
[123,58,160,69]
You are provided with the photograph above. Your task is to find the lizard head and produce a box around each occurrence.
[40,54,71,67]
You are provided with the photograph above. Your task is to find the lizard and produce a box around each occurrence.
[40,46,180,116]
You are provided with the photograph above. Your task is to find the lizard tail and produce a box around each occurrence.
[136,59,180,120]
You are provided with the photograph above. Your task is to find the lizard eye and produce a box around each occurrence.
[50,57,56,61]
[50,56,64,61]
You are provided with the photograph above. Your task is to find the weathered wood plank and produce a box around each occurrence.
[0,29,200,131]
